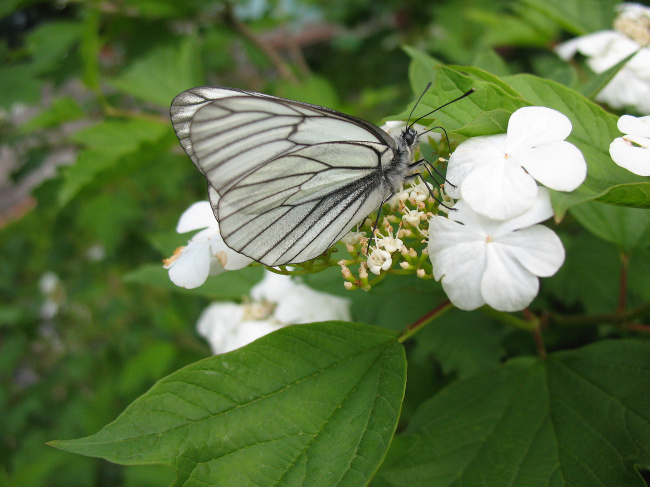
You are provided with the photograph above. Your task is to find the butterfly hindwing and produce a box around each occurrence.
[214,141,394,265]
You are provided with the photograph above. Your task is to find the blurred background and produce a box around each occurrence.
[0,0,626,485]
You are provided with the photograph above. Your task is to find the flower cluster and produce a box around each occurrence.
[341,107,582,312]
[197,271,352,354]
[556,3,650,114]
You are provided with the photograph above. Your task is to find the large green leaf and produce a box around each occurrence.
[504,74,650,213]
[376,339,650,487]
[59,118,169,206]
[51,322,407,487]
[25,20,84,74]
[519,0,619,34]
[412,309,508,380]
[111,38,204,107]
[400,65,529,138]
[570,200,650,252]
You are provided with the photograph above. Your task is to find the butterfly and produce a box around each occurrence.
[170,85,472,267]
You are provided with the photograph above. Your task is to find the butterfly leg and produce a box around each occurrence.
[404,168,455,211]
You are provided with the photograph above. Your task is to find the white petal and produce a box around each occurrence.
[233,320,282,351]
[250,271,299,303]
[207,236,254,270]
[496,225,565,277]
[596,66,650,110]
[514,141,587,191]
[506,107,572,153]
[555,31,632,69]
[176,201,218,233]
[555,37,582,60]
[429,213,484,255]
[626,48,650,78]
[494,187,554,235]
[168,240,224,289]
[618,115,650,138]
[585,34,638,72]
[461,160,538,220]
[428,215,487,311]
[196,302,244,353]
[445,135,507,196]
[196,302,281,354]
[481,244,540,312]
[274,284,352,324]
[436,241,488,311]
[609,136,650,176]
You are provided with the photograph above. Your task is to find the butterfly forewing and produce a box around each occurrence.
[171,86,404,266]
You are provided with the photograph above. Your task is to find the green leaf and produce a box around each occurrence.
[19,97,84,132]
[376,339,650,487]
[25,20,84,74]
[545,232,620,314]
[274,75,340,110]
[0,0,24,18]
[0,65,42,108]
[415,67,528,137]
[59,118,168,206]
[468,49,510,77]
[467,6,557,48]
[124,264,265,300]
[111,38,204,107]
[402,45,443,94]
[412,309,508,379]
[570,200,650,251]
[50,322,407,487]
[504,74,650,214]
[519,0,619,34]
[580,50,637,100]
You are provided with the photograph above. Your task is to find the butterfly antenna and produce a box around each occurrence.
[406,82,432,126]
[409,88,475,130]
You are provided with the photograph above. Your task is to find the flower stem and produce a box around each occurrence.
[398,300,454,343]
[549,301,650,327]
[618,251,629,314]
[479,306,539,331]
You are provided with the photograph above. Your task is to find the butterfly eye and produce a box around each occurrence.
[403,128,417,147]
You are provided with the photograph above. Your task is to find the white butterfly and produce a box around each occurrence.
[170,86,469,266]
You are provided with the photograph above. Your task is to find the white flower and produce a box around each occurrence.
[375,227,404,253]
[163,201,253,289]
[197,271,352,354]
[39,272,64,320]
[197,302,282,355]
[445,106,587,220]
[367,247,393,275]
[556,3,650,114]
[341,230,366,245]
[428,188,565,312]
[402,207,426,226]
[609,114,650,175]
[380,120,442,145]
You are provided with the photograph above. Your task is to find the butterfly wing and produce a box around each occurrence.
[171,87,399,266]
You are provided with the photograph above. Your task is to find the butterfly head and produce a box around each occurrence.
[401,126,418,148]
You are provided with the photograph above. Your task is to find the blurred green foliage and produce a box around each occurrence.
[0,0,647,486]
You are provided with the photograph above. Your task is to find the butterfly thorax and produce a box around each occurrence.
[383,127,419,192]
